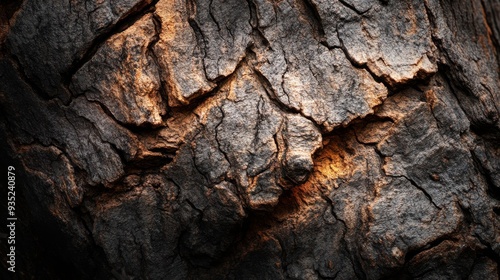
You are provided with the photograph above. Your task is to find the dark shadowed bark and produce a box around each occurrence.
[1,0,500,279]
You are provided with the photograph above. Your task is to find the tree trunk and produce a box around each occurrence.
[1,0,500,279]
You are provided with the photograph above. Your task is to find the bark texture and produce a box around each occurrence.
[1,0,500,279]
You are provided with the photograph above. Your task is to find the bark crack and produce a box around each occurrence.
[335,29,392,91]
[64,0,159,89]
[149,12,171,119]
[338,0,369,15]
[402,175,441,210]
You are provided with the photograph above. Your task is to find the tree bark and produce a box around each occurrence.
[1,0,500,279]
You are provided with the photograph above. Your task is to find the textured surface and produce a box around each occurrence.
[1,0,500,279]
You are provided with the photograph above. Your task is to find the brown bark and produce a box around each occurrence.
[1,0,500,279]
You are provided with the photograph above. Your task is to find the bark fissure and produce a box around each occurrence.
[64,0,160,89]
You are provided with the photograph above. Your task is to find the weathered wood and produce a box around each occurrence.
[1,0,499,279]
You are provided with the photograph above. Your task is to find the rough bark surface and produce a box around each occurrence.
[1,0,500,279]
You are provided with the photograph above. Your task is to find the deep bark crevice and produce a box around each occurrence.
[64,0,160,91]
